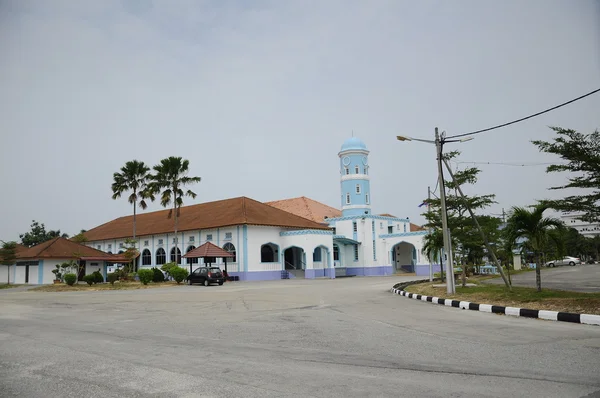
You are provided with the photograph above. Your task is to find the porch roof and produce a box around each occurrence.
[183,242,234,259]
[333,235,361,245]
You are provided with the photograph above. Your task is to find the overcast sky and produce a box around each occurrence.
[1,0,599,241]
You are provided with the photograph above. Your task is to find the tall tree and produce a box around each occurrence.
[72,229,88,243]
[19,220,68,247]
[422,151,497,286]
[532,127,600,222]
[504,203,564,291]
[147,157,201,260]
[111,160,151,240]
[0,241,17,285]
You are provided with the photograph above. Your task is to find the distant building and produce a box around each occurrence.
[560,213,600,237]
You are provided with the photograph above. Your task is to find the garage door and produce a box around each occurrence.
[15,261,39,284]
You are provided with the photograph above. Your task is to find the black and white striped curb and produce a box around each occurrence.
[390,286,600,326]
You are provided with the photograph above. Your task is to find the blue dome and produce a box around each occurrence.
[340,137,367,152]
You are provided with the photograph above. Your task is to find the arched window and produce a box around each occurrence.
[355,165,359,174]
[186,246,198,264]
[313,247,322,262]
[333,244,339,261]
[156,248,166,265]
[261,244,276,262]
[346,193,351,204]
[170,247,181,264]
[223,242,236,263]
[142,249,151,266]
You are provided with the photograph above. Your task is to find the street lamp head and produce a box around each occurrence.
[459,136,474,142]
[396,135,412,142]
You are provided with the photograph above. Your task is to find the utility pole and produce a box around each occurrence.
[442,158,512,289]
[427,186,433,282]
[435,128,455,294]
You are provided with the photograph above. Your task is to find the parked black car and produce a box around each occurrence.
[189,267,225,286]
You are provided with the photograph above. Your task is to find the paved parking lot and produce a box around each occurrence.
[486,264,600,292]
[1,276,600,397]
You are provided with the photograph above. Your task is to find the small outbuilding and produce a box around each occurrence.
[8,237,130,284]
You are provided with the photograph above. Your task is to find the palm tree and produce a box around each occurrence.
[111,160,151,240]
[147,157,201,254]
[504,203,564,291]
[422,229,445,281]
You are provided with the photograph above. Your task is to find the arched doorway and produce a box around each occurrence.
[312,246,329,277]
[391,242,416,273]
[284,246,306,278]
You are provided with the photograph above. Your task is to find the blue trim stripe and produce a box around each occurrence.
[380,231,427,238]
[327,214,410,223]
[279,229,333,236]
[38,259,44,284]
[243,225,248,273]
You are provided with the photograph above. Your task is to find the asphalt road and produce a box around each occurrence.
[486,263,600,292]
[1,276,600,398]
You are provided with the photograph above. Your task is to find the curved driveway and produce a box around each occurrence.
[1,276,599,397]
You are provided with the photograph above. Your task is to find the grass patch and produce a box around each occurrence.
[30,281,184,292]
[0,284,21,289]
[404,279,600,315]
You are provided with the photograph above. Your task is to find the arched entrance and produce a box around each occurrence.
[284,246,306,278]
[391,242,416,273]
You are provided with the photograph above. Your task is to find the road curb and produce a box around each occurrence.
[390,280,600,327]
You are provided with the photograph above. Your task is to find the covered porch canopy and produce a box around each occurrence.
[183,242,234,274]
[333,236,361,246]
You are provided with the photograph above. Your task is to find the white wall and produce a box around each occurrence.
[88,226,242,271]
[43,259,67,284]
[0,265,11,284]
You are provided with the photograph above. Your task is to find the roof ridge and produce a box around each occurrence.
[241,197,248,223]
[302,197,316,222]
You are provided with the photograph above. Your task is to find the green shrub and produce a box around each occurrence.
[137,269,153,285]
[92,270,104,284]
[160,262,177,278]
[83,274,95,286]
[64,273,77,286]
[107,272,119,285]
[151,267,165,283]
[169,267,188,284]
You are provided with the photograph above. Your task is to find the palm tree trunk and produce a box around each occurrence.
[173,188,178,265]
[535,253,542,292]
[133,195,137,241]
[439,249,444,282]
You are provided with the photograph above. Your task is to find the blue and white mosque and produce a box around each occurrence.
[5,137,434,285]
[321,137,431,276]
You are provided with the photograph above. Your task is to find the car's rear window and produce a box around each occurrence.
[209,268,221,272]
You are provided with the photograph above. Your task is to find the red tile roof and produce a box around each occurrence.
[410,223,425,232]
[378,213,397,217]
[16,237,125,261]
[266,196,341,224]
[0,243,27,262]
[183,242,234,258]
[83,196,330,242]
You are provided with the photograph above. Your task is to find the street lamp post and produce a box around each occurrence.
[435,128,456,294]
[397,128,473,295]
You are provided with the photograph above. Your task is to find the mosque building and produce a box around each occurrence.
[5,138,433,284]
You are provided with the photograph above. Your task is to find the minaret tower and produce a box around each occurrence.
[339,137,371,217]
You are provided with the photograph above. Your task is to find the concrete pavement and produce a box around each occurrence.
[485,264,600,292]
[1,275,599,397]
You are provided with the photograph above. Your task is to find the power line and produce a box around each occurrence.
[453,161,556,167]
[446,87,600,139]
